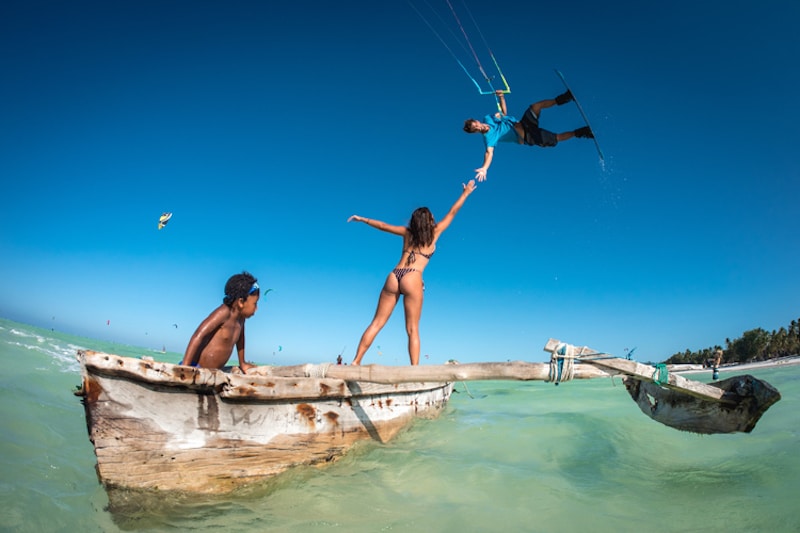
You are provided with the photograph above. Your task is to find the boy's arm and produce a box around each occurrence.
[181,307,226,365]
[236,323,254,373]
[348,215,407,236]
[434,180,477,234]
[475,146,494,182]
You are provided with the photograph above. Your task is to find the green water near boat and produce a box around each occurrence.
[1,317,798,532]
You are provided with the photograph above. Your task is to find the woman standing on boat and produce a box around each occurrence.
[348,180,477,365]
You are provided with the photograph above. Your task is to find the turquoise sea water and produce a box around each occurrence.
[1,317,799,532]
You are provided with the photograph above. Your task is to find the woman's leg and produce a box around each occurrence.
[400,274,425,365]
[352,275,400,365]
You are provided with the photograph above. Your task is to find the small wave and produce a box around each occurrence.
[9,328,46,344]
[6,339,84,372]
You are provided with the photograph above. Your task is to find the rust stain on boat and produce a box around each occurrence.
[324,411,339,426]
[171,366,193,382]
[297,403,316,427]
[234,386,256,398]
[82,376,102,403]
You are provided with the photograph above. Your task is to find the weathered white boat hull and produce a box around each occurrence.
[76,351,452,494]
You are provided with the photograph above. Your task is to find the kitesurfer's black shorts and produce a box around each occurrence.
[519,108,558,147]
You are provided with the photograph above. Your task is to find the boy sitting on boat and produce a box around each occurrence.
[181,271,260,372]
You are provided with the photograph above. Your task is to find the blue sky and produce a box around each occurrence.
[2,0,798,365]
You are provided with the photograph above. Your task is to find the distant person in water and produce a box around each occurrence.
[712,348,723,380]
[348,180,476,365]
[463,89,594,182]
[181,271,260,372]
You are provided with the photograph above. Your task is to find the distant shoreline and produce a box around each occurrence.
[669,355,800,375]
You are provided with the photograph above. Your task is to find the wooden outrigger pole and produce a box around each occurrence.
[263,339,781,435]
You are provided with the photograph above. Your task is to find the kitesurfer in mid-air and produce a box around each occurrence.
[463,89,594,181]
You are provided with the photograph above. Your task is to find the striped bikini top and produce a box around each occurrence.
[404,249,434,266]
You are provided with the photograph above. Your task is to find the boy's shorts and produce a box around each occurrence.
[519,108,558,147]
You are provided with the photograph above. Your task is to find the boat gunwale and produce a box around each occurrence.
[77,350,452,402]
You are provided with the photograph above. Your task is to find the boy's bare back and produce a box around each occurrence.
[181,271,261,372]
[187,304,244,369]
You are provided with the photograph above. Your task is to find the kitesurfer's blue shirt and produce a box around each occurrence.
[482,113,518,148]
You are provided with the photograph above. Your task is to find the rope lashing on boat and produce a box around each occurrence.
[549,343,584,384]
[652,364,669,386]
[548,343,569,384]
[549,343,611,385]
[303,363,332,378]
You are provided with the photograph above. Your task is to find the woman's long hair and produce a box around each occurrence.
[407,207,435,250]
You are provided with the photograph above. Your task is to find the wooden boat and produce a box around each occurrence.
[75,339,782,495]
[74,350,452,494]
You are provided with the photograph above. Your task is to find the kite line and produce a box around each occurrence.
[408,0,510,107]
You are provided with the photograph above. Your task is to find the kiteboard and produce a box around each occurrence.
[554,69,604,161]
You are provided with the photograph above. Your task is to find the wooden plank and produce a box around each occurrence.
[79,350,226,390]
[221,376,351,401]
[586,358,733,403]
[264,361,611,383]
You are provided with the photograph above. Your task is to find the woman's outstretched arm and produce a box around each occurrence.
[348,215,406,236]
[434,180,477,235]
